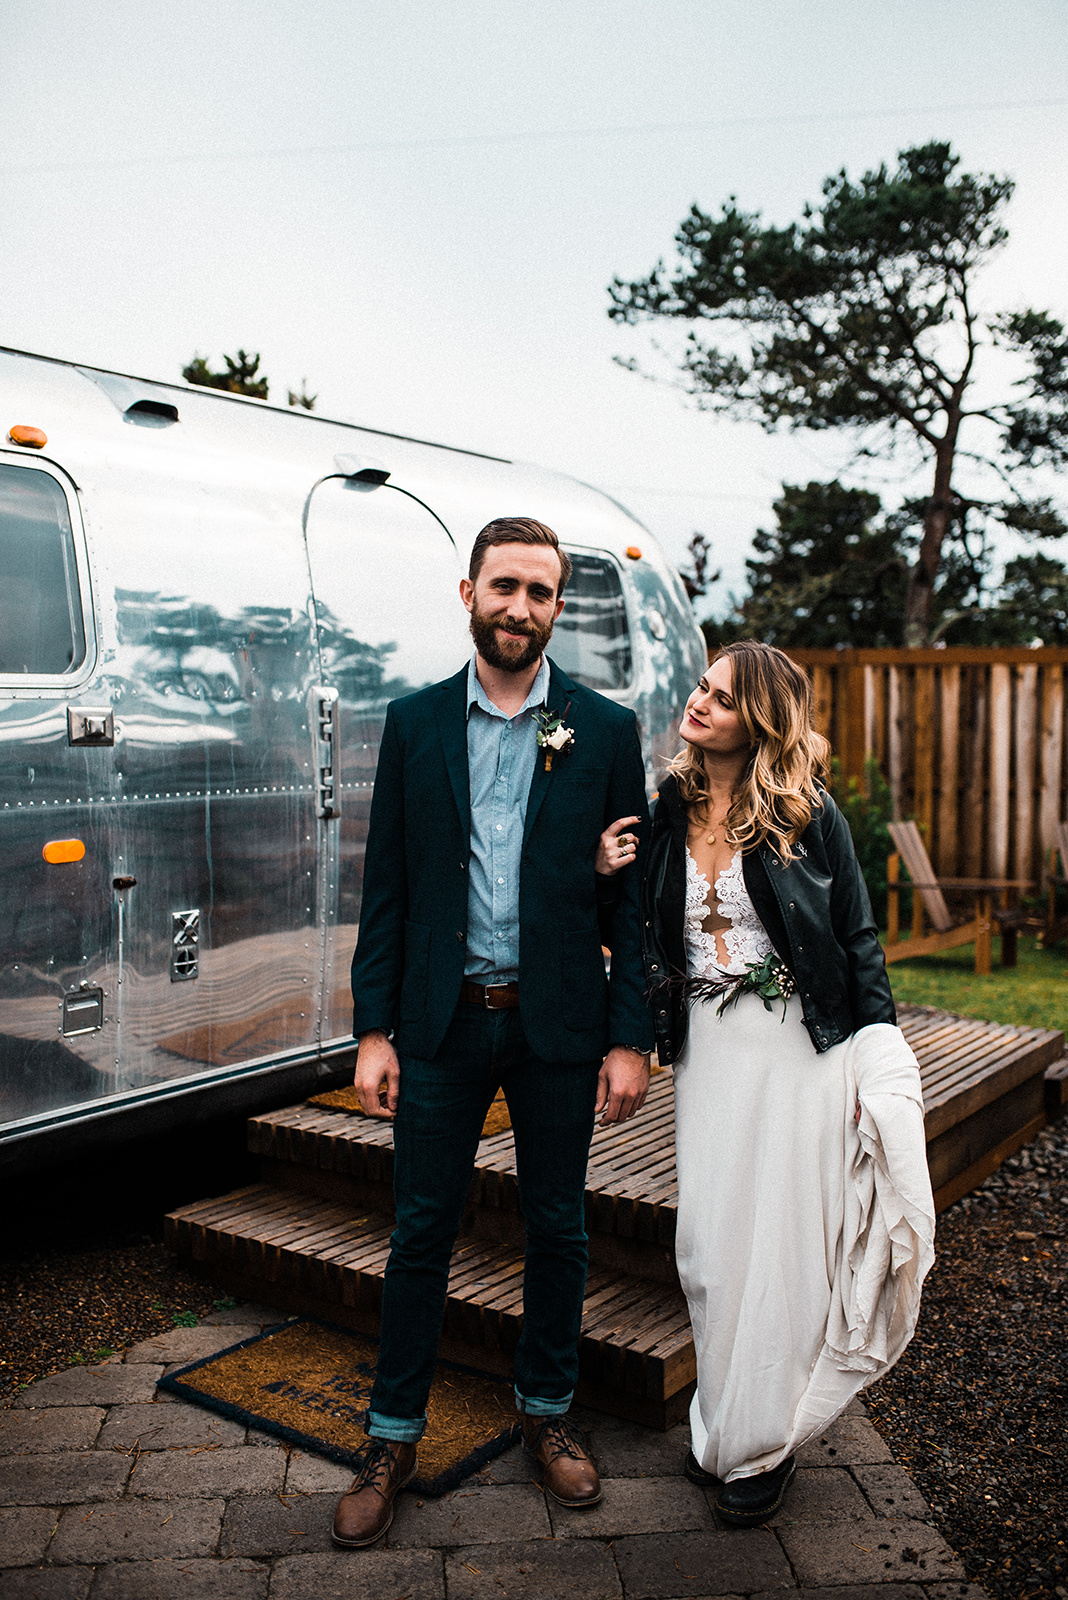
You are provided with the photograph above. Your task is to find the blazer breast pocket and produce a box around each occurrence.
[399,920,432,1022]
[554,763,607,783]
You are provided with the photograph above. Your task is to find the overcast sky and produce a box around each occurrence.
[1,0,1065,617]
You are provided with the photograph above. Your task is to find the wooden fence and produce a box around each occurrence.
[786,648,1068,884]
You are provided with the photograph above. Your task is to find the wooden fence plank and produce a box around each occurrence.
[843,663,867,782]
[811,664,833,743]
[914,666,935,846]
[1039,666,1065,849]
[864,664,876,768]
[963,668,987,878]
[872,663,887,777]
[938,665,960,877]
[988,664,1012,878]
[888,666,903,820]
[1014,663,1038,882]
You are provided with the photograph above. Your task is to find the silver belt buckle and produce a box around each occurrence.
[484,984,509,1009]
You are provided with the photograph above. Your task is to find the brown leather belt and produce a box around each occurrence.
[459,980,520,1010]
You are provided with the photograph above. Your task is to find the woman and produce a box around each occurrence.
[598,641,934,1528]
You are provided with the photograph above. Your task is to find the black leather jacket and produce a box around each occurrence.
[641,774,895,1062]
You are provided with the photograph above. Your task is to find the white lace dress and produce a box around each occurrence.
[674,850,860,1481]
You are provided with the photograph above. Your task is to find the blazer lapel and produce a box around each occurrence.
[434,666,471,835]
[523,659,576,847]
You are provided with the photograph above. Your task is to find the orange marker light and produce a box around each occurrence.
[625,545,642,560]
[9,425,48,448]
[43,839,85,864]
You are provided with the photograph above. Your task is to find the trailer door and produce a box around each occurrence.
[0,457,114,1126]
[303,477,469,1044]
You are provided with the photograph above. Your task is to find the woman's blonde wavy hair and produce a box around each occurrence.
[668,640,830,862]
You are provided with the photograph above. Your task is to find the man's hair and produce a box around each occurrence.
[468,518,572,594]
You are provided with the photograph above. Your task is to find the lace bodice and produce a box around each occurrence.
[685,849,774,978]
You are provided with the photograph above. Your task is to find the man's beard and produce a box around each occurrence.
[469,599,554,673]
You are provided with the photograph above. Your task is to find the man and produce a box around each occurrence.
[334,517,653,1549]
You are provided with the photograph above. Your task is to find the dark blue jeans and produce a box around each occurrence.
[367,1003,601,1442]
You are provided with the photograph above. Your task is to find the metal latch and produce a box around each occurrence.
[68,707,115,747]
[171,909,200,982]
[309,686,340,819]
[62,984,104,1035]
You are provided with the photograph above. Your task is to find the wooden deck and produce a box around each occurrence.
[899,1003,1064,1208]
[166,1001,1063,1428]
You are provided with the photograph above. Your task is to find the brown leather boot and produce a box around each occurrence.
[332,1438,418,1548]
[522,1415,602,1507]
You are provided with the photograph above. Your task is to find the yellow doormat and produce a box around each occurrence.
[309,1085,513,1137]
[157,1317,519,1496]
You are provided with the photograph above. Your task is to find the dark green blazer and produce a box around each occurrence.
[350,659,653,1064]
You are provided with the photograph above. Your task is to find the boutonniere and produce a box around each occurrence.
[532,705,574,771]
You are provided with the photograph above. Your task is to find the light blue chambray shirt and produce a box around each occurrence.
[464,652,550,983]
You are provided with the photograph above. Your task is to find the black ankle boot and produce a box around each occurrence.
[715,1455,795,1528]
[684,1449,718,1488]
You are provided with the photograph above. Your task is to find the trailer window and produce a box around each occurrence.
[0,465,86,675]
[552,551,632,691]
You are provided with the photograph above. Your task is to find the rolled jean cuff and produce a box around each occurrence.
[366,1410,426,1444]
[514,1387,573,1417]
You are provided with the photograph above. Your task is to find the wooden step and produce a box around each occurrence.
[249,1068,683,1255]
[165,1184,694,1429]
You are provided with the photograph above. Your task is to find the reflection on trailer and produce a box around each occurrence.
[0,347,705,1171]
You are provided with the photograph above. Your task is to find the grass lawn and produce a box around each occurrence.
[885,933,1068,1036]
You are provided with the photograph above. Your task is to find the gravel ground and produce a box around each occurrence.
[3,1119,1065,1598]
[0,1236,221,1401]
[867,1117,1068,1600]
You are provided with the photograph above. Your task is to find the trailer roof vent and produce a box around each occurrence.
[76,367,181,427]
[334,452,390,485]
[123,398,179,426]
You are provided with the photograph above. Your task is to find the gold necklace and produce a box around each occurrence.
[698,802,733,846]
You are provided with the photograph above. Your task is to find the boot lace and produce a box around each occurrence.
[352,1438,401,1497]
[527,1416,587,1464]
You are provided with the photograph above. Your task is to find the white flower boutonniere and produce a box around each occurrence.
[532,706,575,771]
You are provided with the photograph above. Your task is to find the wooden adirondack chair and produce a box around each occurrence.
[1041,821,1068,950]
[883,820,1033,975]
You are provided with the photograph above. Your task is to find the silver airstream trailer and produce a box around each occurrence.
[0,346,705,1171]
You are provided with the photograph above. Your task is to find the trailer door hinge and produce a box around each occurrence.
[309,685,340,819]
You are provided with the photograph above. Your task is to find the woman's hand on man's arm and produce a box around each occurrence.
[596,815,641,876]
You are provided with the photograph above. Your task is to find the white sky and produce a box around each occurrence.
[1,0,1066,618]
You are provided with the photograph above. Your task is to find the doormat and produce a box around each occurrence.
[309,1084,513,1137]
[157,1317,519,1496]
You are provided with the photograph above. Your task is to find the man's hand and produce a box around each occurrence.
[353,1029,401,1119]
[595,1046,650,1128]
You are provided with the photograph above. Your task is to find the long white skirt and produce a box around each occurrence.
[674,990,858,1483]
